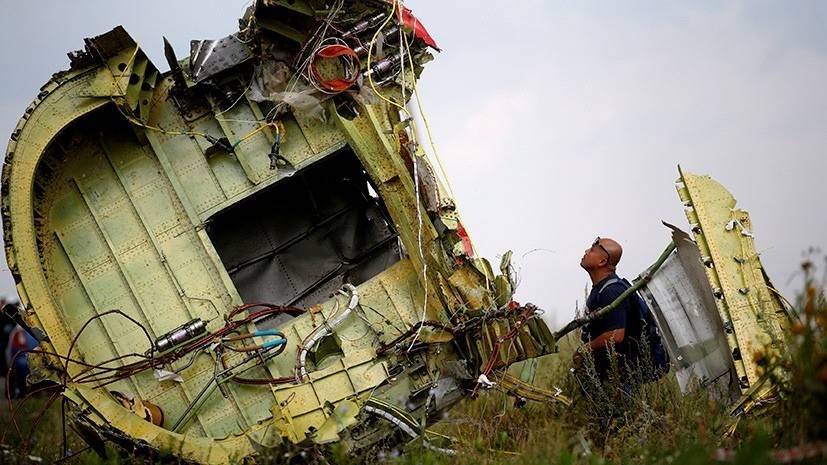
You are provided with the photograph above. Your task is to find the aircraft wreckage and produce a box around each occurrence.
[1,1,792,463]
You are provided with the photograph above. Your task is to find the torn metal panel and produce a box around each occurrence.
[2,3,560,464]
[638,224,739,400]
[636,170,791,406]
[8,0,792,460]
[676,168,789,394]
[189,34,255,83]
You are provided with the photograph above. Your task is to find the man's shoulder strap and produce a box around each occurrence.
[597,277,625,296]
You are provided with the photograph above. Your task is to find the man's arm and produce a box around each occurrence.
[587,328,625,351]
[588,282,630,350]
[572,284,630,365]
[572,328,626,366]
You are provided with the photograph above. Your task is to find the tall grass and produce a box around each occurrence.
[1,260,825,464]
[387,259,827,465]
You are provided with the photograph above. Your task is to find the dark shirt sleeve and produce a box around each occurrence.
[587,283,631,338]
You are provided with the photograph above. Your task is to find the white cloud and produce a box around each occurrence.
[438,91,532,166]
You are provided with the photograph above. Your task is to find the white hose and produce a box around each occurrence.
[364,405,418,438]
[298,284,358,379]
[363,404,457,456]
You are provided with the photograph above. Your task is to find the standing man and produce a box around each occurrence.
[573,237,640,385]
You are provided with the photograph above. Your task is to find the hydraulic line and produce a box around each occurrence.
[297,284,358,380]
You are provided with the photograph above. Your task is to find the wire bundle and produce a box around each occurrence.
[76,304,304,387]
[2,303,306,454]
[6,304,304,395]
[308,43,361,94]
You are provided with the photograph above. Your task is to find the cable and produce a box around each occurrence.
[308,43,361,94]
[260,0,345,122]
[116,81,284,159]
[231,120,281,149]
[218,344,295,386]
[472,306,538,397]
[407,141,430,351]
[2,362,63,444]
[293,0,344,70]
[51,304,304,387]
[366,1,409,115]
[214,71,256,117]
[22,389,62,452]
[114,102,210,140]
[296,285,358,381]
[376,320,454,355]
[59,309,156,398]
[399,28,479,256]
[362,0,433,350]
[359,303,407,336]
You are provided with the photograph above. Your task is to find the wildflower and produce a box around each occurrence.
[805,286,816,316]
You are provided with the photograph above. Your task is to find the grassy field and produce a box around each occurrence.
[2,265,825,464]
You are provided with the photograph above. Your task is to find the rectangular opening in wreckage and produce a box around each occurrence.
[206,146,402,321]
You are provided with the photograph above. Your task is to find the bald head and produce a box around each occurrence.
[600,238,623,268]
[580,236,623,274]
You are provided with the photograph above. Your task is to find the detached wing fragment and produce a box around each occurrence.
[639,169,791,407]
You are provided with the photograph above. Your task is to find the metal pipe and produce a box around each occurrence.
[297,284,358,380]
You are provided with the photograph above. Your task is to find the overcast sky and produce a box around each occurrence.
[1,1,825,328]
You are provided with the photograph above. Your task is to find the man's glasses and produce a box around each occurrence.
[592,237,612,263]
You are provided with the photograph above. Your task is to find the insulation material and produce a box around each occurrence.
[207,148,401,310]
[639,224,740,400]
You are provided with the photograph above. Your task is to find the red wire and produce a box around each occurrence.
[65,305,305,386]
[309,44,361,93]
[472,306,537,397]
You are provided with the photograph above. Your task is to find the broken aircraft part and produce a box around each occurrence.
[638,170,791,409]
[1,1,792,463]
[1,2,562,463]
[639,223,740,399]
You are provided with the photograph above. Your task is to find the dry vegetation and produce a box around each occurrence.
[2,259,826,464]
